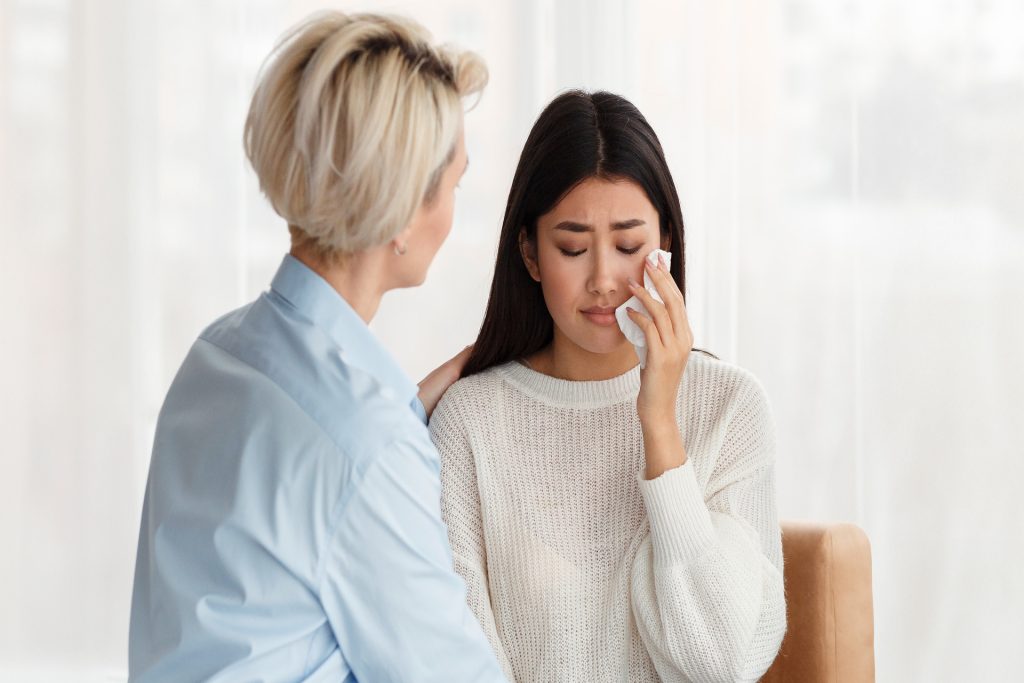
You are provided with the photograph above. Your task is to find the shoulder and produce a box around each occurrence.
[686,351,771,412]
[431,364,510,425]
[191,296,422,466]
[428,363,518,455]
[176,336,416,463]
[684,352,775,450]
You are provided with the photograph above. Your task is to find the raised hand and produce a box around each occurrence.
[625,252,693,478]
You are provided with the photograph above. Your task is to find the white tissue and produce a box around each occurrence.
[614,249,671,369]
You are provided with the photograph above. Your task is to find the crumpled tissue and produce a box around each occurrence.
[614,249,671,369]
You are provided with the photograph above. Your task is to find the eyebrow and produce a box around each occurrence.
[553,219,646,232]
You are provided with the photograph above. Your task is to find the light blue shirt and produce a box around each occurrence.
[129,255,505,682]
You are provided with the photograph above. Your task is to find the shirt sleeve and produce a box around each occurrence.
[630,378,787,683]
[317,429,507,683]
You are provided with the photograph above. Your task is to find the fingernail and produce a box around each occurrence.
[659,254,669,269]
[628,277,639,288]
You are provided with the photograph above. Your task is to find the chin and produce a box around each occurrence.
[568,326,630,356]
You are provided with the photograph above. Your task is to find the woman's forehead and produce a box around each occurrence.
[541,177,657,228]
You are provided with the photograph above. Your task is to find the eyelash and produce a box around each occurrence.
[559,246,643,258]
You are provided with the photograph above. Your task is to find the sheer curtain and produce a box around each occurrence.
[2,0,1021,680]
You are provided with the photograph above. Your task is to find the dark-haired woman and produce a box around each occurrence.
[430,91,786,682]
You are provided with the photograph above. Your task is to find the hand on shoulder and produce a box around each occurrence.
[417,345,474,420]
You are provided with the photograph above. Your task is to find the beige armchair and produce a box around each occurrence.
[762,521,876,682]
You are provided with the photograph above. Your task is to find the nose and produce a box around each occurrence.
[586,249,619,298]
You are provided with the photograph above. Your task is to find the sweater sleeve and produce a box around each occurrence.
[629,377,787,683]
[430,393,517,681]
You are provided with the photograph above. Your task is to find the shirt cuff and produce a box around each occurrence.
[637,460,716,566]
[411,396,428,424]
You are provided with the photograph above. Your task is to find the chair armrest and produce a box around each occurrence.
[761,520,875,682]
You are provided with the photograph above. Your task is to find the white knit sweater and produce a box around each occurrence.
[430,352,787,682]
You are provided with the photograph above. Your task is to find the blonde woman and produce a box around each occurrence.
[431,91,787,681]
[129,12,506,682]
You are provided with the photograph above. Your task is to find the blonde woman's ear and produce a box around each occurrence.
[391,225,414,256]
[519,228,541,282]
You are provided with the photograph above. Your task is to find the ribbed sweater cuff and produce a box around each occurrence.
[637,460,716,566]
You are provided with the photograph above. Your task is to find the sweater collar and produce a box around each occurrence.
[495,360,642,409]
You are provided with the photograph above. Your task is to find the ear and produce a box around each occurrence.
[519,228,541,282]
[392,225,414,251]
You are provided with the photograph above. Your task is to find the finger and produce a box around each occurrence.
[626,306,665,351]
[644,255,683,305]
[644,257,688,341]
[629,273,674,346]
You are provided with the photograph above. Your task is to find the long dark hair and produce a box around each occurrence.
[463,90,693,378]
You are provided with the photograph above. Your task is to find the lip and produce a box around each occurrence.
[581,306,620,327]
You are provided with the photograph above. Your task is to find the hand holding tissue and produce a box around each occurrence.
[614,249,671,368]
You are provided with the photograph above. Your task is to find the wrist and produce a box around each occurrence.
[641,420,686,479]
[639,409,677,435]
[641,422,682,452]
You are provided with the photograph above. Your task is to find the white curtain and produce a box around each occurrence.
[2,0,1021,679]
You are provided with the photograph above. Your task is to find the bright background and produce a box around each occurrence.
[2,0,1022,680]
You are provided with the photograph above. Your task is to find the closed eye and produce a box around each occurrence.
[558,246,644,257]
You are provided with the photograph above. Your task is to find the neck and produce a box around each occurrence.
[290,244,388,324]
[528,328,639,381]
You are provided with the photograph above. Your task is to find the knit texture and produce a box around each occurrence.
[430,352,787,682]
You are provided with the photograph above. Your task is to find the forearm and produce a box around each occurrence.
[632,463,786,681]
[633,535,785,682]
[323,445,508,682]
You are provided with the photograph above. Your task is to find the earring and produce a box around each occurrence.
[394,242,407,256]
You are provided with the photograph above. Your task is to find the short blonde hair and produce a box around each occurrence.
[244,11,487,259]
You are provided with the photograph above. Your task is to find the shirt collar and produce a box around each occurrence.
[269,254,421,415]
